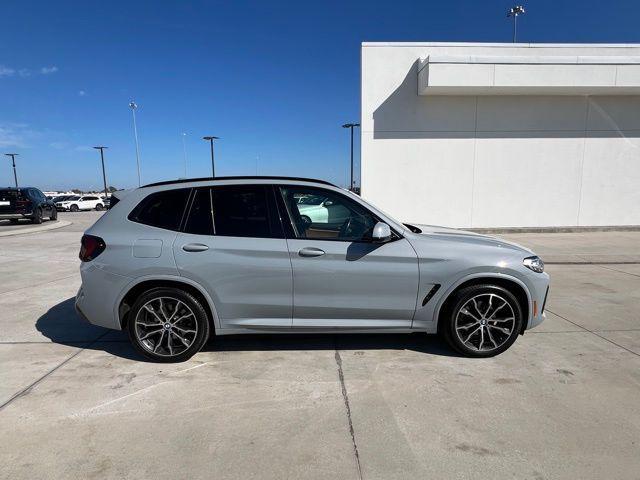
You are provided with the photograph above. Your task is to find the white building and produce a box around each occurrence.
[361,42,640,228]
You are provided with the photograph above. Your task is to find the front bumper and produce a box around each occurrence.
[525,274,550,331]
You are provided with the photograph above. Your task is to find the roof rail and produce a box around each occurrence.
[141,176,336,188]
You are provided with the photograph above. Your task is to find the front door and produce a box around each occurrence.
[278,185,419,329]
[173,185,292,330]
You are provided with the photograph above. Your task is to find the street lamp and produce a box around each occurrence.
[93,146,109,201]
[507,5,526,43]
[4,153,19,188]
[202,136,219,177]
[129,101,142,186]
[341,123,360,192]
[181,133,188,179]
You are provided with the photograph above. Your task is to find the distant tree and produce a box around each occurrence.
[107,186,118,193]
[71,188,83,194]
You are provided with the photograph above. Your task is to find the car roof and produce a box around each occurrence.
[141,176,335,189]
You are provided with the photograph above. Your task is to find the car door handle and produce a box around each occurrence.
[182,243,209,253]
[298,247,325,257]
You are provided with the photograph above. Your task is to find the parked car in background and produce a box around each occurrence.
[56,195,105,212]
[0,187,57,224]
[76,176,549,362]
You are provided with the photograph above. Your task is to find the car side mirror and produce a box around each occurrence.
[372,222,391,243]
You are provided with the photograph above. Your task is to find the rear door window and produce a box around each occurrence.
[184,188,214,235]
[128,188,190,231]
[211,185,280,238]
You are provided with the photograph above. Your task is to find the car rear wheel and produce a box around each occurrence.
[442,285,523,358]
[127,288,210,362]
[50,208,57,221]
[32,208,43,224]
[70,204,79,212]
[95,203,104,211]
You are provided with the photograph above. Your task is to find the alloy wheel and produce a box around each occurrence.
[454,293,516,352]
[134,296,199,357]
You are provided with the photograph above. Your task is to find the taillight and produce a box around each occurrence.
[16,199,31,211]
[79,234,106,262]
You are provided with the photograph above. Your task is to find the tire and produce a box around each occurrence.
[70,204,79,212]
[127,287,210,362]
[50,208,57,221]
[441,285,523,358]
[32,208,43,224]
[10,219,19,225]
[95,204,103,211]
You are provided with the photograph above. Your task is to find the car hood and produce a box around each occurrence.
[410,224,533,255]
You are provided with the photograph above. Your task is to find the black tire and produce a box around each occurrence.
[95,203,104,211]
[70,204,79,212]
[127,287,210,362]
[50,208,57,221]
[32,208,43,224]
[441,284,523,358]
[10,219,19,225]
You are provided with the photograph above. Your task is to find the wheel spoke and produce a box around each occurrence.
[142,305,164,324]
[167,300,184,323]
[139,328,163,340]
[158,298,169,321]
[171,330,191,347]
[487,300,508,319]
[173,325,196,335]
[490,317,514,324]
[171,313,194,326]
[456,321,480,331]
[478,327,485,350]
[488,325,511,335]
[486,326,498,348]
[460,308,481,322]
[153,330,166,353]
[462,326,481,344]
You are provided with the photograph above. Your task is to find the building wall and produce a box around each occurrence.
[361,43,640,228]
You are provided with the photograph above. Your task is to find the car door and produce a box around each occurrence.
[173,185,293,330]
[278,185,419,329]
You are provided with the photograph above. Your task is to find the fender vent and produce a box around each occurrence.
[422,284,441,306]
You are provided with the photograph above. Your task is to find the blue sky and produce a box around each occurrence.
[1,0,639,191]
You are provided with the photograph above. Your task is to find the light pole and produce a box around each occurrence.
[129,101,142,186]
[202,136,219,177]
[507,5,525,43]
[181,133,188,178]
[4,153,19,188]
[93,146,109,201]
[341,123,360,192]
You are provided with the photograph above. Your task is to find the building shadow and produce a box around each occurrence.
[37,297,461,361]
[371,60,632,140]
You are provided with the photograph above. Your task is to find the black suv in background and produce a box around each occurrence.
[0,188,57,224]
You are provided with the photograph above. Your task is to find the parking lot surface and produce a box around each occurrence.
[1,211,639,479]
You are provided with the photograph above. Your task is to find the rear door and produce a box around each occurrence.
[278,185,419,329]
[173,185,293,330]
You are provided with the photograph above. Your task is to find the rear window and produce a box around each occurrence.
[128,188,190,231]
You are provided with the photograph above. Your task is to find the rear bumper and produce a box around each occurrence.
[76,264,132,330]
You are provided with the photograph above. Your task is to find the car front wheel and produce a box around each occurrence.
[442,285,523,357]
[127,288,210,362]
[95,203,103,211]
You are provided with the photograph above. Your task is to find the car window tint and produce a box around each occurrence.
[212,185,275,238]
[280,186,377,242]
[184,188,214,235]
[128,188,190,231]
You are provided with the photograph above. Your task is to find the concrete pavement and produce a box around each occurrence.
[0,212,639,479]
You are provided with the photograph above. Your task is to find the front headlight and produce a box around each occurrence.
[523,256,544,273]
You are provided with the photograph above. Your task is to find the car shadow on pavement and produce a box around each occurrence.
[37,298,461,361]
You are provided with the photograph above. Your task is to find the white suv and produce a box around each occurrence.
[55,195,105,212]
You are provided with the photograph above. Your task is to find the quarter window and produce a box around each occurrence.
[128,188,190,231]
[279,186,378,242]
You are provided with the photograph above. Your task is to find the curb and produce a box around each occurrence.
[470,225,640,234]
[0,220,72,237]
